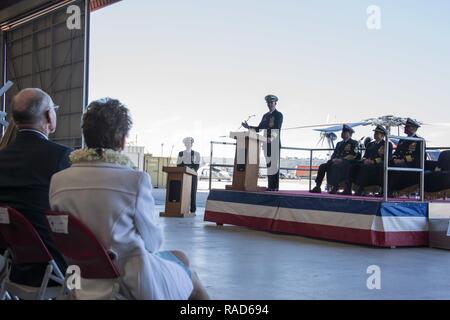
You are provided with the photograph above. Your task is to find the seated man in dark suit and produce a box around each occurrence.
[0,88,72,287]
[310,125,359,194]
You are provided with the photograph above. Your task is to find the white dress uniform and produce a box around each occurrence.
[176,149,201,212]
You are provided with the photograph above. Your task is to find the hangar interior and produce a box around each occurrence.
[0,0,449,300]
[1,0,118,147]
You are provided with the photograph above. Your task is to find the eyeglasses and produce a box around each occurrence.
[48,105,60,112]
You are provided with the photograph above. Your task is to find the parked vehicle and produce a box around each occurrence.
[199,165,232,181]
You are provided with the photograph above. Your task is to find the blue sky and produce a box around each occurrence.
[89,0,450,158]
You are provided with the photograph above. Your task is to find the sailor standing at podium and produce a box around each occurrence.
[176,137,201,213]
[242,95,283,191]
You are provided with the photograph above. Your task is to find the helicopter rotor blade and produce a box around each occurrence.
[283,123,349,131]
[422,122,450,127]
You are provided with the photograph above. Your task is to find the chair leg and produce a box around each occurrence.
[0,256,11,300]
[50,260,64,282]
[110,282,126,300]
[48,261,64,286]
[37,264,53,300]
[0,279,6,300]
[57,273,72,300]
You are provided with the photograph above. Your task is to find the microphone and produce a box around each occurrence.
[238,114,256,130]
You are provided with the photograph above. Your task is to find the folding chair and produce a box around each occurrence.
[0,206,64,300]
[0,233,11,300]
[46,212,123,300]
[0,232,7,265]
[425,150,450,200]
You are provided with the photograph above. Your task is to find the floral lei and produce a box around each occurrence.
[69,148,136,169]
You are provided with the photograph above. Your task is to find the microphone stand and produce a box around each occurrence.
[237,114,256,130]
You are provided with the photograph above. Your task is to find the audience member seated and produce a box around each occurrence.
[310,124,359,195]
[425,150,450,200]
[0,88,71,287]
[388,118,425,197]
[49,98,209,300]
[352,125,392,196]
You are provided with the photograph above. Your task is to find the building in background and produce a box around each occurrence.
[123,145,145,171]
[144,154,174,188]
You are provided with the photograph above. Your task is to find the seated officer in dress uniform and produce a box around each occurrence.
[310,124,359,194]
[352,125,392,196]
[176,137,201,213]
[388,118,425,195]
[242,94,283,191]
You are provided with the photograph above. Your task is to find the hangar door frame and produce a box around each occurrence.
[1,0,90,148]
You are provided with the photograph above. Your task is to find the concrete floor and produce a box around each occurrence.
[153,189,450,300]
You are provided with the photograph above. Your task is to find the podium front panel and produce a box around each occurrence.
[162,173,193,217]
[227,133,260,191]
[168,180,182,202]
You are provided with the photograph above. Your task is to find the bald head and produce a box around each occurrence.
[12,88,57,135]
[12,88,50,125]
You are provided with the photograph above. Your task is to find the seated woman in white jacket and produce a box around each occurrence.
[49,98,209,300]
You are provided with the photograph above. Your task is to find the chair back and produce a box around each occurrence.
[0,233,6,251]
[0,206,53,264]
[437,150,450,171]
[46,212,120,279]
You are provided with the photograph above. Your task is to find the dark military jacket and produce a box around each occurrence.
[392,135,425,167]
[363,140,393,164]
[250,109,283,143]
[331,139,359,160]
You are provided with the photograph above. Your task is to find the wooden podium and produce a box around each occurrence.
[226,131,263,192]
[160,166,197,218]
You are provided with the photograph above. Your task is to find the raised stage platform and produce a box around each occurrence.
[203,189,440,247]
